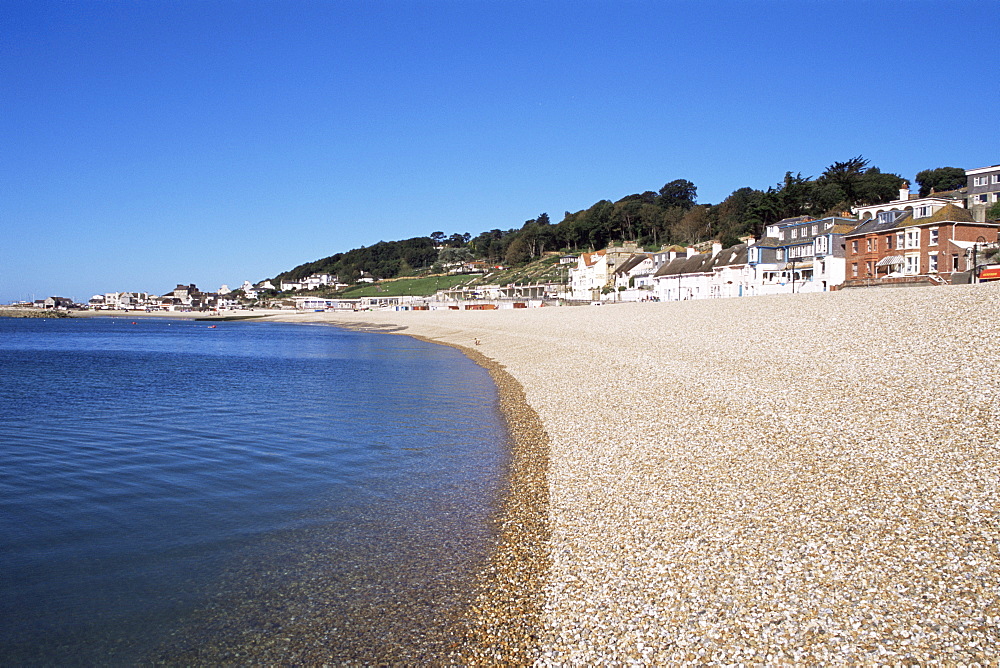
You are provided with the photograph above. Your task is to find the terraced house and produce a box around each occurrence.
[747,216,857,294]
[568,243,640,300]
[651,245,718,301]
[842,203,1000,286]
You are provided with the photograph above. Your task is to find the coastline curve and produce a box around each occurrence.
[405,335,552,666]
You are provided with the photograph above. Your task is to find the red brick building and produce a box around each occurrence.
[843,204,1000,285]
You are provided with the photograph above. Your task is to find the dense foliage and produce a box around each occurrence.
[273,157,967,287]
[275,237,439,284]
[988,201,1000,221]
[915,167,966,197]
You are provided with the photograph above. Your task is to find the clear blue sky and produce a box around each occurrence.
[2,0,996,303]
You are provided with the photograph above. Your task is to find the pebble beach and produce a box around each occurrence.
[256,285,1000,663]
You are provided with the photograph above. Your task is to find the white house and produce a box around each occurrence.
[652,246,719,301]
[709,244,752,299]
[852,183,963,223]
[569,250,610,300]
[240,280,259,298]
[568,243,641,300]
[612,254,656,301]
[747,216,857,295]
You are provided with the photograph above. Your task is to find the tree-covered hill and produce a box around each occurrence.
[270,157,962,288]
[275,237,439,285]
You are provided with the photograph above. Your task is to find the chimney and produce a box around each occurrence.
[686,246,696,257]
[712,242,722,255]
[899,181,910,202]
[741,235,757,246]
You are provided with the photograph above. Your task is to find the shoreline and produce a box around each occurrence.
[257,284,1000,664]
[408,337,551,665]
[47,286,1000,662]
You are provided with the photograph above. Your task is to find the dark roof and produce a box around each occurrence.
[711,244,748,269]
[614,254,650,276]
[776,216,814,226]
[846,210,914,237]
[654,256,690,277]
[679,252,715,275]
[753,236,781,248]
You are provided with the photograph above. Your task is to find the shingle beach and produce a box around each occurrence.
[273,284,999,665]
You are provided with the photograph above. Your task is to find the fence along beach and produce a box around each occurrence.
[266,283,999,664]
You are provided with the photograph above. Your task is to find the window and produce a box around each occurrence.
[929,254,938,272]
[778,231,785,240]
[929,228,939,245]
[866,262,873,275]
[886,235,893,250]
[811,225,818,235]
[896,232,905,249]
[852,263,858,277]
[974,176,989,186]
[905,254,920,275]
[815,236,828,254]
[993,174,1000,184]
[977,194,989,203]
[852,240,859,254]
[791,229,797,239]
[916,205,932,218]
[776,249,785,261]
[952,254,960,271]
[866,239,874,252]
[905,228,920,249]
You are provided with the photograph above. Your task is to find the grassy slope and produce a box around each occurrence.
[465,254,568,288]
[285,255,571,300]
[337,274,471,298]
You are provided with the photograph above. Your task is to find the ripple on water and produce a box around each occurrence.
[0,317,508,665]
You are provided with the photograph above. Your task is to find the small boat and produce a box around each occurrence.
[207,325,217,329]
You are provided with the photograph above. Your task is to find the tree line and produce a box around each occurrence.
[273,159,970,284]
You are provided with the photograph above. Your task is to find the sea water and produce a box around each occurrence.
[0,316,506,664]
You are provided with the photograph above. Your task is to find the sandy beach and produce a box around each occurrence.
[254,284,999,665]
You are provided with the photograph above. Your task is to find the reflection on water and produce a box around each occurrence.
[0,317,506,664]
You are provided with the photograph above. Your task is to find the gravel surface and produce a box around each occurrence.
[276,283,1000,665]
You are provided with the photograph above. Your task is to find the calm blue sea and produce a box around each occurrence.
[0,316,507,665]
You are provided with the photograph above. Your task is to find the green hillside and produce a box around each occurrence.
[336,274,470,298]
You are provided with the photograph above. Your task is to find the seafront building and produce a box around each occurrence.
[28,162,1000,312]
[568,243,643,301]
[747,216,858,295]
[852,182,964,223]
[842,203,1000,287]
